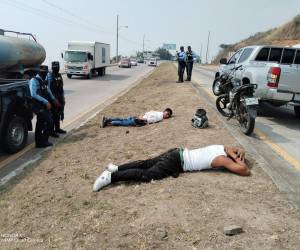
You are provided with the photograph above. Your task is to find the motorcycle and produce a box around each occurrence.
[216,78,258,136]
[212,65,243,96]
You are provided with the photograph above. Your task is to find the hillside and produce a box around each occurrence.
[214,15,300,63]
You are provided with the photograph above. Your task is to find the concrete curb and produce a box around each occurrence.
[0,66,157,190]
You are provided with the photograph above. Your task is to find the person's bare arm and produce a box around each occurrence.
[212,155,250,176]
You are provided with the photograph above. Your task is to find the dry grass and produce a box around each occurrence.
[0,63,299,249]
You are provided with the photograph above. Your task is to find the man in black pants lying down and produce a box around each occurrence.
[92,145,250,192]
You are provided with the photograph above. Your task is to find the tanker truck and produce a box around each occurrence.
[0,29,46,79]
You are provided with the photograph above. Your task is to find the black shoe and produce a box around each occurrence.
[36,141,53,148]
[176,80,183,83]
[56,128,67,134]
[101,116,108,128]
[50,133,59,138]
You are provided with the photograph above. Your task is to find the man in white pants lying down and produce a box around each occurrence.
[93,145,250,192]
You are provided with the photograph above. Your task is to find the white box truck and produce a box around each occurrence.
[63,41,110,79]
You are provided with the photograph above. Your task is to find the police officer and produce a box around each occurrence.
[47,61,66,135]
[185,46,196,81]
[29,65,57,148]
[176,46,186,83]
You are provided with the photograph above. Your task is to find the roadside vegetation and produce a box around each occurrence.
[214,15,300,63]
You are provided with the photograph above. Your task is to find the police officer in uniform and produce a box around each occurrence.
[185,46,195,81]
[47,61,66,135]
[176,46,186,83]
[29,65,57,148]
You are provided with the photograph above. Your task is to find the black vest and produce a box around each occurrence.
[186,51,194,62]
[51,73,64,101]
[35,77,50,100]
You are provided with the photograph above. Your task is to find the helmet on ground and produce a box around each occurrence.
[191,108,208,128]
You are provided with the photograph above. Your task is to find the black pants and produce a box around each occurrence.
[111,148,183,183]
[178,61,186,82]
[186,62,193,81]
[51,106,63,132]
[35,109,53,145]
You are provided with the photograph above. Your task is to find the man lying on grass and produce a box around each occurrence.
[101,108,173,127]
[93,145,250,192]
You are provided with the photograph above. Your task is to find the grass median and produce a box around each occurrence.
[0,63,299,249]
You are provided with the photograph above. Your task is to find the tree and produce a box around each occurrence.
[136,51,143,58]
[219,44,233,49]
[155,48,172,60]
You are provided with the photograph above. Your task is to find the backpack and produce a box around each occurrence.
[191,108,208,128]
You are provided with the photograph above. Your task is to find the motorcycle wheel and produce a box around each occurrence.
[212,78,222,96]
[216,94,231,117]
[238,101,255,136]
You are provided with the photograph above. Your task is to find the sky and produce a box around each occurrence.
[0,0,300,64]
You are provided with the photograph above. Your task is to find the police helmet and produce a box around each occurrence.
[39,65,49,72]
[52,61,60,70]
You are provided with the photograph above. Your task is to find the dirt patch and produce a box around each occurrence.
[0,63,299,249]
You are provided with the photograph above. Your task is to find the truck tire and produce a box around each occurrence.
[294,106,300,117]
[212,78,222,96]
[98,68,105,76]
[67,74,72,79]
[3,116,28,153]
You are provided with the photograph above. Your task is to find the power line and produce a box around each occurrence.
[40,0,112,35]
[1,0,144,47]
[11,0,110,34]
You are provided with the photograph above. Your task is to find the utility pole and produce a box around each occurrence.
[116,15,119,63]
[200,43,203,64]
[205,31,210,64]
[142,34,145,59]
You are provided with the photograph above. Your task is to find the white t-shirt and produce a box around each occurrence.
[143,111,163,124]
[183,145,226,171]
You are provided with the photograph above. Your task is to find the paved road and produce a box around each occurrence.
[0,64,154,162]
[193,65,300,164]
[191,65,300,209]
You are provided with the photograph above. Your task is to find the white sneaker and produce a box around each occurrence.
[107,163,118,173]
[93,170,111,192]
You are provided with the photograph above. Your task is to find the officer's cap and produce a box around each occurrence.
[39,65,49,72]
[52,61,60,68]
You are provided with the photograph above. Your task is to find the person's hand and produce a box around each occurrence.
[54,99,61,107]
[237,149,245,161]
[46,102,51,110]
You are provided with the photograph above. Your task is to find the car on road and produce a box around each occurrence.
[119,58,131,68]
[216,45,300,116]
[148,58,157,67]
[130,59,138,66]
[137,58,144,63]
[0,79,33,153]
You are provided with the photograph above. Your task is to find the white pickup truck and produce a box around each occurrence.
[216,45,300,116]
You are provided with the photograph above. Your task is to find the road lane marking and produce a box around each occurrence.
[193,76,300,172]
[254,129,300,171]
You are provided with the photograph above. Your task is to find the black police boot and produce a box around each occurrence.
[50,132,59,138]
[54,118,66,134]
[56,128,66,134]
[36,141,53,148]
